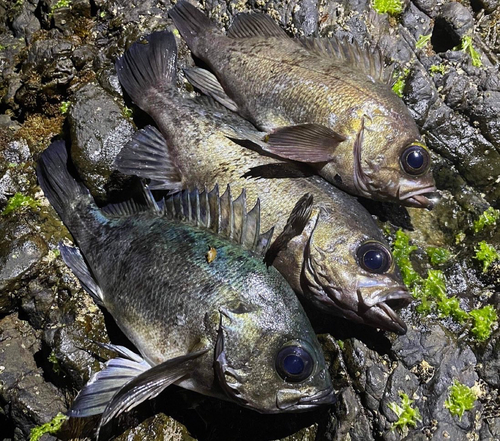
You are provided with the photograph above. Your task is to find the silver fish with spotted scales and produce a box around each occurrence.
[36,141,335,432]
[169,1,437,208]
[114,31,411,334]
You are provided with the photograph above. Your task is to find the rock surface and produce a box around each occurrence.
[0,0,499,440]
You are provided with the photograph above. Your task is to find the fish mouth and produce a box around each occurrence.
[276,384,336,412]
[359,288,412,335]
[399,185,438,209]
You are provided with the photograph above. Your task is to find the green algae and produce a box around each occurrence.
[426,247,451,265]
[29,413,67,441]
[469,305,498,342]
[474,241,499,273]
[392,68,410,98]
[388,392,422,432]
[444,381,477,420]
[415,34,431,49]
[2,193,40,216]
[473,207,500,233]
[454,35,482,68]
[372,0,404,15]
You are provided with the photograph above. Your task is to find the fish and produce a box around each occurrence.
[168,1,437,208]
[113,30,412,334]
[36,141,335,432]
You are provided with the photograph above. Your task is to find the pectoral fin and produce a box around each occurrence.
[67,344,150,418]
[98,349,208,431]
[59,243,104,305]
[265,124,346,163]
[264,193,314,267]
[184,67,239,112]
[115,126,183,191]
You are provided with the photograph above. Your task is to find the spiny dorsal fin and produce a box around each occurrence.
[228,13,289,39]
[298,36,394,85]
[162,185,273,256]
[101,185,160,217]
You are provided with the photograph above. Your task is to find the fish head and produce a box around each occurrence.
[351,110,437,208]
[214,292,335,413]
[300,211,411,334]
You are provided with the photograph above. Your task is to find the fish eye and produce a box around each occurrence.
[276,345,314,383]
[400,145,430,175]
[357,241,392,274]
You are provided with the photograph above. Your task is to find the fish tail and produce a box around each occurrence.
[36,141,95,224]
[169,0,218,54]
[115,31,178,112]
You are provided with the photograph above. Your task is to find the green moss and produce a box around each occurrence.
[59,101,71,114]
[29,413,67,441]
[48,351,61,374]
[469,305,498,342]
[426,247,451,265]
[122,106,134,118]
[454,35,482,68]
[444,381,477,420]
[437,296,469,323]
[372,0,404,15]
[429,64,447,75]
[2,193,40,216]
[473,207,500,233]
[415,34,431,49]
[52,0,71,9]
[388,392,422,432]
[474,241,499,273]
[392,230,421,290]
[392,68,410,98]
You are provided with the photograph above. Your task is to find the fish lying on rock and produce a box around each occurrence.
[169,1,437,208]
[114,30,411,334]
[36,141,335,432]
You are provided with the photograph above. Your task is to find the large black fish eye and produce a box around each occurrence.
[401,144,430,175]
[276,345,314,383]
[357,241,392,274]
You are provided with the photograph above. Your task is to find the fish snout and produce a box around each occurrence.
[362,288,412,334]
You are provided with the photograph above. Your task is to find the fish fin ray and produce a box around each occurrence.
[36,141,95,225]
[115,31,177,111]
[264,194,314,266]
[184,68,239,112]
[228,13,288,39]
[59,243,104,305]
[169,1,218,53]
[298,36,394,85]
[98,349,208,430]
[266,124,346,163]
[164,185,273,255]
[115,125,183,192]
[68,354,150,418]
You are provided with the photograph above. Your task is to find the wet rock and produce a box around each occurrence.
[11,0,41,44]
[438,2,474,42]
[68,82,135,200]
[71,44,97,70]
[0,232,48,295]
[0,313,67,440]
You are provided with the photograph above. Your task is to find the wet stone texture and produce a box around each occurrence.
[0,0,499,440]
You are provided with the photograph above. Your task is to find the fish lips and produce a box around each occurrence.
[276,384,336,412]
[357,288,412,335]
[399,185,439,209]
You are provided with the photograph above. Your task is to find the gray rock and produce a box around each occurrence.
[0,314,66,440]
[68,82,135,200]
[11,0,41,44]
[438,3,474,41]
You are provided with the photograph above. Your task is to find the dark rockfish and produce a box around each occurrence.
[169,1,437,208]
[114,31,411,334]
[36,142,335,431]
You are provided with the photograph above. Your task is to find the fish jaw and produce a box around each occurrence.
[397,183,439,209]
[275,383,336,412]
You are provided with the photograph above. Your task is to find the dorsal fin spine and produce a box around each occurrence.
[163,185,272,255]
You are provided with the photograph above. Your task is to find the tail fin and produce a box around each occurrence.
[169,0,219,54]
[115,31,178,111]
[36,141,93,223]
